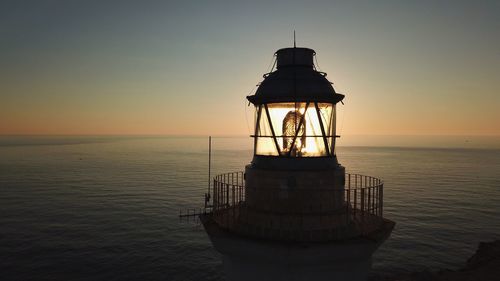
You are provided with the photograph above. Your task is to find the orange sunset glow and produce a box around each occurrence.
[1,1,498,139]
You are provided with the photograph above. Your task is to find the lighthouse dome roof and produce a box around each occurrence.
[247,47,344,105]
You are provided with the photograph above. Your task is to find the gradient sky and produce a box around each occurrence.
[1,0,499,136]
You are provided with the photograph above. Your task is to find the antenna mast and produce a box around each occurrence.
[294,30,296,48]
[205,136,212,208]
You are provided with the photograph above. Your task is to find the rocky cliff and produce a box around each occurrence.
[372,240,500,281]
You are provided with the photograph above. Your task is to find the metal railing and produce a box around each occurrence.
[212,171,245,211]
[209,171,385,241]
[345,173,383,218]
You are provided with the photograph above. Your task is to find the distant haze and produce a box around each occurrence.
[1,1,499,137]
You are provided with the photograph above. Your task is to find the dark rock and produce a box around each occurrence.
[465,240,500,270]
[372,240,500,281]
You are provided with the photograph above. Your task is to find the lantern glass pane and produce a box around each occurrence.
[256,137,279,156]
[317,103,333,134]
[328,104,336,154]
[304,109,326,156]
[258,105,273,137]
[255,105,278,155]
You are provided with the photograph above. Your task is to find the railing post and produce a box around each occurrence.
[354,188,357,215]
[345,189,349,225]
[226,183,229,228]
[376,185,379,215]
[361,186,365,218]
[214,178,217,212]
[232,184,235,207]
[368,186,371,214]
[213,179,217,211]
[373,186,376,214]
[380,183,384,217]
[236,172,239,203]
[226,182,229,208]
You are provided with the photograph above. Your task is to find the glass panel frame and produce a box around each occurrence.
[253,102,337,157]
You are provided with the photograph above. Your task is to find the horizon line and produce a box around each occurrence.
[0,133,499,137]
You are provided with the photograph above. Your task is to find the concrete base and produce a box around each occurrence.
[202,215,394,281]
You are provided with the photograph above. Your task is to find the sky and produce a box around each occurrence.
[1,0,499,136]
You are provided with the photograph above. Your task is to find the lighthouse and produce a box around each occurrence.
[201,46,394,281]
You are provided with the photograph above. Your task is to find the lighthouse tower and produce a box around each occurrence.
[201,46,394,281]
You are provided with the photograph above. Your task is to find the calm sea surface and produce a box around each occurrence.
[1,136,499,280]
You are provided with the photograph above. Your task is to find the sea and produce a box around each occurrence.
[1,136,499,281]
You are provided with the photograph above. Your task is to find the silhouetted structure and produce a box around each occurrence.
[200,46,394,281]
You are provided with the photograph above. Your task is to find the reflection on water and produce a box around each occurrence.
[0,136,499,280]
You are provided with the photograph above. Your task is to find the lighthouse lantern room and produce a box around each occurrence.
[250,47,343,159]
